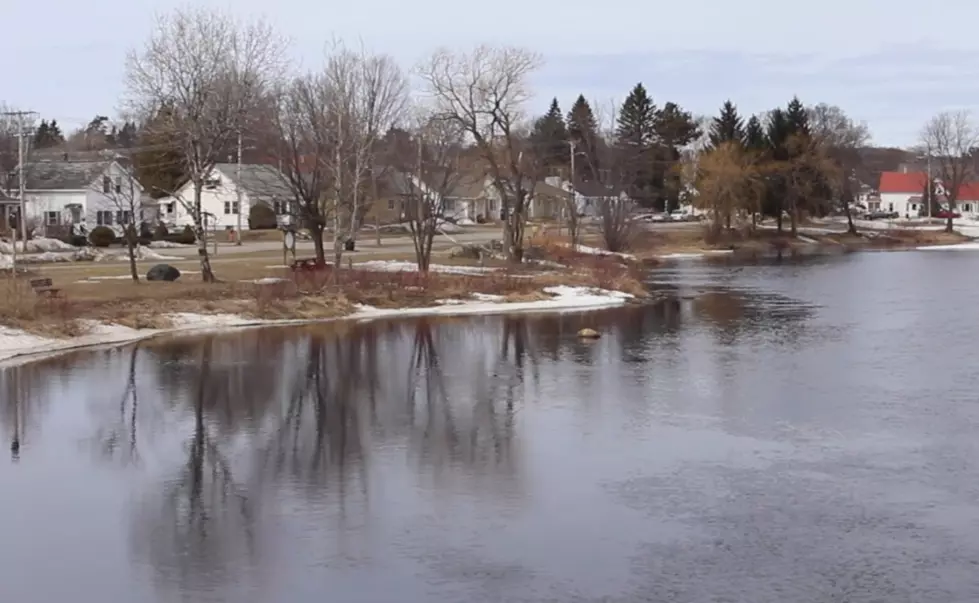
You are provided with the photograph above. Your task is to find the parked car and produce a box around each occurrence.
[866,210,898,220]
[936,210,962,219]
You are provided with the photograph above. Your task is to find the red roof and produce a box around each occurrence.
[879,171,979,201]
[879,171,927,194]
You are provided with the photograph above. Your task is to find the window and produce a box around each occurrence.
[114,177,122,194]
[965,203,973,213]
[224,201,239,214]
[96,210,113,226]
[273,200,288,215]
[116,210,132,225]
[102,175,111,193]
[387,199,395,210]
[205,178,220,190]
[44,211,60,226]
[165,203,175,215]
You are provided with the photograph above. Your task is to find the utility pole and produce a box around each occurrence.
[927,153,932,220]
[567,140,577,246]
[2,110,35,244]
[235,128,243,245]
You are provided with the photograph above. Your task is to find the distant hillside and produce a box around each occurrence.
[856,147,913,187]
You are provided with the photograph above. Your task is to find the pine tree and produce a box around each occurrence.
[529,98,569,173]
[615,83,657,148]
[48,120,64,145]
[708,100,745,149]
[785,97,810,138]
[133,104,185,198]
[743,116,766,151]
[566,95,600,181]
[33,120,51,148]
[653,102,701,211]
[116,121,137,148]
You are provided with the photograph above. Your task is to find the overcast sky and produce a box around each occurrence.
[3,0,978,147]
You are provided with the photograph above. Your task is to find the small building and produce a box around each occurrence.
[879,171,979,218]
[159,163,293,231]
[17,159,146,236]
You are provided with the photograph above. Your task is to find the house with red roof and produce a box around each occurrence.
[878,170,979,218]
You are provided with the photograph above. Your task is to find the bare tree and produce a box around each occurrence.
[397,108,465,272]
[808,104,871,234]
[583,102,637,252]
[920,111,979,233]
[88,162,146,281]
[125,7,285,281]
[268,74,335,262]
[324,44,408,271]
[695,141,765,234]
[418,45,542,263]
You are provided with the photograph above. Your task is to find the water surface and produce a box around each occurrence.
[3,250,979,602]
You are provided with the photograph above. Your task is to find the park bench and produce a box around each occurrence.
[29,277,60,297]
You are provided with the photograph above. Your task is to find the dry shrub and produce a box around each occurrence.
[0,279,86,337]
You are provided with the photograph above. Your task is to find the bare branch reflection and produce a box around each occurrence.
[130,336,258,597]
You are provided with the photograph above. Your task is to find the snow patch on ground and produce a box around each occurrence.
[147,240,195,249]
[657,250,735,260]
[564,243,636,260]
[355,260,498,275]
[0,254,10,270]
[0,237,75,254]
[241,277,289,284]
[0,286,633,364]
[918,242,979,251]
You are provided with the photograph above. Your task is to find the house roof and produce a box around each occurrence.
[532,181,568,199]
[879,171,928,194]
[880,170,979,200]
[22,160,113,190]
[214,163,292,202]
[574,180,626,197]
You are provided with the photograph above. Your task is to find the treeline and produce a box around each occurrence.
[527,85,700,211]
[695,97,869,235]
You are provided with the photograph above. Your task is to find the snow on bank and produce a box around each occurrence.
[0,286,633,365]
[918,241,979,251]
[564,243,636,260]
[657,250,735,260]
[355,260,498,275]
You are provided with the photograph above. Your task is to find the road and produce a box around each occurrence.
[163,227,503,259]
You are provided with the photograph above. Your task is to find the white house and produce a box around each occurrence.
[539,176,632,217]
[19,159,148,235]
[878,170,979,218]
[158,163,293,231]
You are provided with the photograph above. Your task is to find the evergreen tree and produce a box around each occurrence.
[529,98,569,173]
[116,121,137,148]
[743,115,766,151]
[785,97,810,138]
[133,104,185,198]
[566,95,600,181]
[708,100,745,149]
[33,120,50,148]
[653,102,701,211]
[48,120,64,145]
[615,83,657,148]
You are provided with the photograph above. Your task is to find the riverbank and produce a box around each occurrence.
[0,284,638,365]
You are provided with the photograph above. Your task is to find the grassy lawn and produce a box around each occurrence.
[1,245,647,338]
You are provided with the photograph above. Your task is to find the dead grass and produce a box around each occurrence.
[0,251,648,338]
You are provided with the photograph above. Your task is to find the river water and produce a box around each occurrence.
[3,250,979,602]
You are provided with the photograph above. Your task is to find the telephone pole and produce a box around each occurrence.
[2,110,37,244]
[235,128,243,245]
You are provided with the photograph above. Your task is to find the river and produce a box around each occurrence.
[3,250,979,602]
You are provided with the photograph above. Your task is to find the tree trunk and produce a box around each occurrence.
[194,182,215,282]
[946,215,954,233]
[310,220,326,262]
[844,201,857,235]
[127,235,139,283]
[789,198,798,237]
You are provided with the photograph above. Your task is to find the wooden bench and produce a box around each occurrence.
[30,277,61,297]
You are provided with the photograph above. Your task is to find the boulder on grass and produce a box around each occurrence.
[448,244,482,259]
[147,264,181,282]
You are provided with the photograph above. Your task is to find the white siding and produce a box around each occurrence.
[167,168,255,231]
[23,191,86,228]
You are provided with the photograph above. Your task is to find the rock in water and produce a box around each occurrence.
[577,328,600,339]
[146,264,181,282]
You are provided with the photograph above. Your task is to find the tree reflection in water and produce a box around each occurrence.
[130,336,258,597]
[90,345,141,466]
